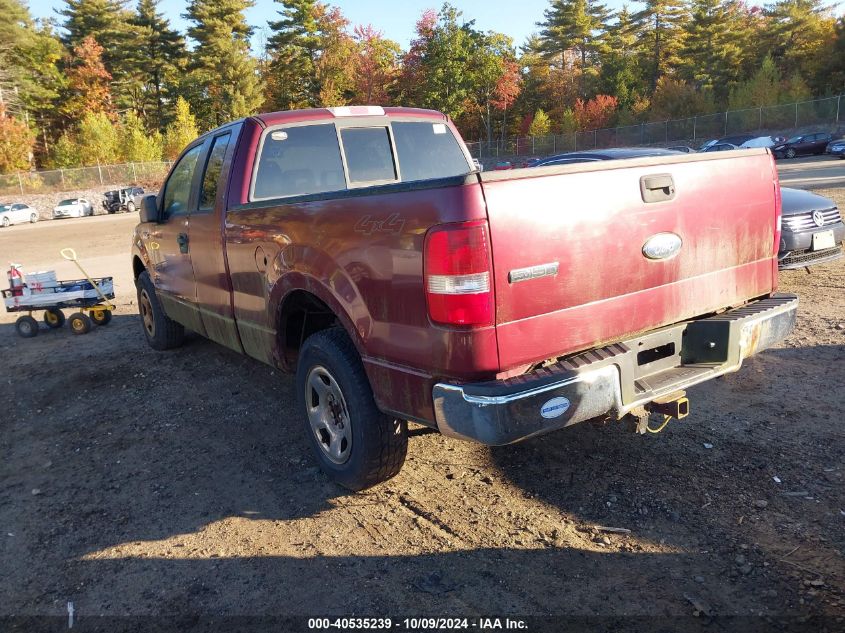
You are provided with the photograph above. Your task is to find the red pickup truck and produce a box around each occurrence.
[132,106,798,490]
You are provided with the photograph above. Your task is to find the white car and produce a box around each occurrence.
[740,136,777,148]
[0,202,39,227]
[52,198,94,219]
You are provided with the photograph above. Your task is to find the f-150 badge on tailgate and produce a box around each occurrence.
[642,232,682,260]
[508,262,559,283]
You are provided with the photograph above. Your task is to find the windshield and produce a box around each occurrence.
[0,204,10,211]
[786,136,802,144]
[58,199,76,206]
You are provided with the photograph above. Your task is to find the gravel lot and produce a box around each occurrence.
[0,188,843,624]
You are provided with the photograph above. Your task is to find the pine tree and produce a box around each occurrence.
[57,0,138,106]
[632,0,689,91]
[131,0,186,130]
[183,0,263,128]
[599,6,644,110]
[265,0,321,109]
[536,0,611,97]
[679,0,745,102]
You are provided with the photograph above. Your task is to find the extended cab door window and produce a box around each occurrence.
[252,124,346,200]
[339,127,397,185]
[198,133,231,212]
[162,145,202,219]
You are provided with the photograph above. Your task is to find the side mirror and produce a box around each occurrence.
[139,195,159,223]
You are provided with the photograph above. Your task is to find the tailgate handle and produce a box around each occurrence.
[640,174,676,203]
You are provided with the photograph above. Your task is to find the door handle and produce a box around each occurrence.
[640,173,675,203]
[177,232,189,254]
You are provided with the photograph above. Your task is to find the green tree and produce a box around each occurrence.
[48,132,81,168]
[76,111,120,164]
[162,97,199,159]
[0,110,35,173]
[818,17,845,94]
[632,0,688,91]
[650,76,714,119]
[679,0,745,102]
[57,0,139,111]
[599,6,644,110]
[265,0,321,109]
[728,56,781,109]
[183,0,263,128]
[120,111,163,162]
[528,108,552,135]
[536,0,611,97]
[131,0,187,130]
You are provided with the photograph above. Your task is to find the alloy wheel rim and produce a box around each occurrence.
[72,318,85,332]
[140,290,155,337]
[305,365,352,464]
[20,320,33,334]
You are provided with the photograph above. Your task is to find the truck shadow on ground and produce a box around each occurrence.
[1,317,842,616]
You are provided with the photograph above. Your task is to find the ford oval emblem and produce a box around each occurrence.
[540,396,571,419]
[642,232,683,260]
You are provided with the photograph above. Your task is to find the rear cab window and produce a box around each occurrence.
[250,117,471,202]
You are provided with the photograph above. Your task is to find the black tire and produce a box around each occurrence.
[68,312,91,335]
[136,270,184,350]
[126,201,136,213]
[296,328,407,491]
[786,148,796,159]
[90,308,112,326]
[2,217,9,227]
[15,315,38,338]
[43,308,65,329]
[30,213,38,223]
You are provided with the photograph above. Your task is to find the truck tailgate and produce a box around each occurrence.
[480,149,780,370]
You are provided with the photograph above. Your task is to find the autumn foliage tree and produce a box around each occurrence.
[0,108,34,173]
[573,94,618,130]
[61,36,114,123]
[351,24,400,104]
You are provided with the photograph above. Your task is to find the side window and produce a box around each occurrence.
[198,133,231,212]
[392,122,471,182]
[340,127,397,184]
[253,124,345,200]
[162,145,202,219]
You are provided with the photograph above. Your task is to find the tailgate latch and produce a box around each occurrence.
[640,173,676,203]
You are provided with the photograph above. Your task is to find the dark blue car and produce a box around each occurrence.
[825,138,845,158]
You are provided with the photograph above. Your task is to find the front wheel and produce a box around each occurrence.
[68,312,92,335]
[90,308,112,326]
[786,148,796,159]
[136,271,184,350]
[296,328,407,491]
[2,217,9,227]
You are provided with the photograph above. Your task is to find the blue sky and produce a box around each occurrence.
[27,0,632,51]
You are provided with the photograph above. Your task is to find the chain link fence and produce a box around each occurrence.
[467,94,844,160]
[0,161,173,197]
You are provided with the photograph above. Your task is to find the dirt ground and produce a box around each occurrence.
[0,188,843,626]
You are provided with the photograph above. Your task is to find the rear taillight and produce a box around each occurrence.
[424,221,494,326]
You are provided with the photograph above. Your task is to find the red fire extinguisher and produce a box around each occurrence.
[8,264,24,297]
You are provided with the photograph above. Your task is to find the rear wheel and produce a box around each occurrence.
[68,312,92,335]
[786,148,796,159]
[30,213,38,223]
[136,271,184,350]
[2,217,9,227]
[296,328,407,491]
[90,308,112,326]
[15,315,38,338]
[43,308,65,329]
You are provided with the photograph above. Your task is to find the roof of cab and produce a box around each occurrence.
[254,106,447,128]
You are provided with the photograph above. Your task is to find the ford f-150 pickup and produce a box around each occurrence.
[132,106,798,490]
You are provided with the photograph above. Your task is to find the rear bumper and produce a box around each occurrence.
[433,294,798,445]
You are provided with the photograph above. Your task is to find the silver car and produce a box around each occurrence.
[0,202,39,227]
[52,198,94,219]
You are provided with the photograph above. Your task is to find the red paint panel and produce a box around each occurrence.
[483,152,778,369]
